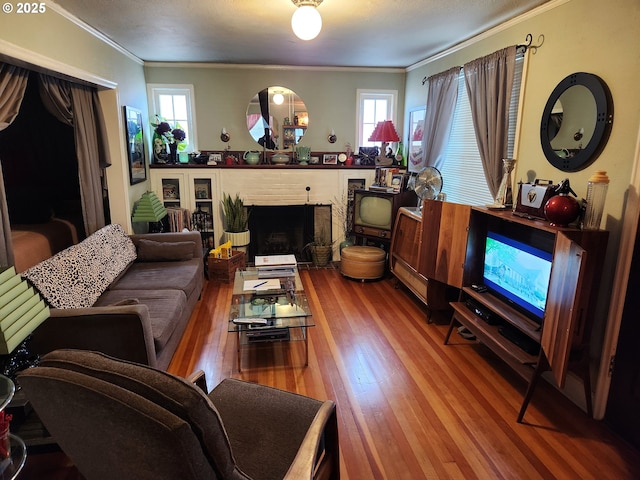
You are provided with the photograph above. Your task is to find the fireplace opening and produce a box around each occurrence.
[247,204,331,263]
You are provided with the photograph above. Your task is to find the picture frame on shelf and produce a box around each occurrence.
[323,154,338,165]
[208,153,222,165]
[124,106,146,185]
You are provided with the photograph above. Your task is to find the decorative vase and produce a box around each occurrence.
[544,194,580,227]
[494,158,516,207]
[310,245,332,267]
[544,178,580,227]
[168,143,178,164]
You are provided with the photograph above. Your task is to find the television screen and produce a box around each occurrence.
[355,194,393,230]
[482,231,552,322]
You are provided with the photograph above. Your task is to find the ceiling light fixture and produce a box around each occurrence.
[273,92,284,105]
[291,0,323,41]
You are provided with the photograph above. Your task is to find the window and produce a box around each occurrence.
[147,84,197,152]
[356,89,398,149]
[439,54,524,206]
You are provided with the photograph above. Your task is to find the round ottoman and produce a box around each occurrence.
[340,246,386,281]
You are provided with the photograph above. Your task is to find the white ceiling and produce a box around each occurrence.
[52,0,550,68]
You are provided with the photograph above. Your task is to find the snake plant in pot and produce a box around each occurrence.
[222,193,250,250]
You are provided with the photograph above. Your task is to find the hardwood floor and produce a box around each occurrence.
[20,267,640,479]
[167,267,640,479]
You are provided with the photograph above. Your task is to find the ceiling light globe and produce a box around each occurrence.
[273,93,284,105]
[291,5,322,41]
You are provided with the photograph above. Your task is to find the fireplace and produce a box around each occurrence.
[247,204,331,262]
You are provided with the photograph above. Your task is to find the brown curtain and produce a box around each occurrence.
[419,66,461,172]
[0,63,29,266]
[463,46,517,197]
[39,75,108,235]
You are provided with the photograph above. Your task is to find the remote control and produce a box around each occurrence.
[233,318,268,325]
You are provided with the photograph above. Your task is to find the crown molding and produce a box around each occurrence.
[406,0,569,71]
[0,38,117,89]
[46,0,143,66]
[143,61,404,74]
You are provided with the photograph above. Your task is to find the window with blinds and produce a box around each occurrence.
[439,54,524,206]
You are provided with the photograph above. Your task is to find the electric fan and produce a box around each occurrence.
[411,166,443,207]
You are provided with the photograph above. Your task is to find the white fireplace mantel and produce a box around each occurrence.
[149,166,376,258]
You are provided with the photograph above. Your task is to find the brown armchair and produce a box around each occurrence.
[17,350,339,480]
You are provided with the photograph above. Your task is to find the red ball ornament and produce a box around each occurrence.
[544,194,580,227]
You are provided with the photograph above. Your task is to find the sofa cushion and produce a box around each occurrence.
[95,289,186,351]
[136,239,196,262]
[110,259,202,300]
[21,224,137,309]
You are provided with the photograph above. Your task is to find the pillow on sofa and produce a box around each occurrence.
[21,224,137,309]
[136,239,195,262]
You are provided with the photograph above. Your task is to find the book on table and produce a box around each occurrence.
[255,255,297,278]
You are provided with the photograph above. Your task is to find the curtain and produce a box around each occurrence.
[0,63,29,266]
[464,46,516,198]
[39,75,107,235]
[418,66,461,172]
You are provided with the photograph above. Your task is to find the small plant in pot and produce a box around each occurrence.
[221,193,250,249]
[304,230,334,267]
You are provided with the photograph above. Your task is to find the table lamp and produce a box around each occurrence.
[132,191,168,233]
[0,266,50,378]
[368,120,400,166]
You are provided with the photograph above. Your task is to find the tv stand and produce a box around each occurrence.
[444,207,608,421]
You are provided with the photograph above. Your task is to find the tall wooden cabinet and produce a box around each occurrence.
[390,200,609,420]
[445,207,608,421]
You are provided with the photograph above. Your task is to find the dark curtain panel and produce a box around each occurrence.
[0,63,29,266]
[39,75,107,235]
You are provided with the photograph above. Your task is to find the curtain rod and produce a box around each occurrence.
[421,33,544,86]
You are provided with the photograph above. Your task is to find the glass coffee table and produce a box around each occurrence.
[228,267,314,371]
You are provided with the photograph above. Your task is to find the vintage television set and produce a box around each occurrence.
[352,189,417,242]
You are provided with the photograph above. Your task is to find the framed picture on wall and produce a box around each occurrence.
[408,107,426,173]
[124,106,146,184]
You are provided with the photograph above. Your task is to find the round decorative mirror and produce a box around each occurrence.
[540,72,613,172]
[246,86,308,150]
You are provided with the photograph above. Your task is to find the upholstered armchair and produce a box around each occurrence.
[17,350,340,480]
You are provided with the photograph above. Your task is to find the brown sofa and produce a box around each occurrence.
[23,225,204,371]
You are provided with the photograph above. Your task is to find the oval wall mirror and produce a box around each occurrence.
[540,72,613,172]
[246,86,308,150]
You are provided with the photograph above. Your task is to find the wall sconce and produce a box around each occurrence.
[574,128,584,142]
[220,128,230,143]
[291,0,323,41]
[327,129,337,143]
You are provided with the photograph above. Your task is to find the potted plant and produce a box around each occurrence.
[304,229,334,267]
[221,193,250,250]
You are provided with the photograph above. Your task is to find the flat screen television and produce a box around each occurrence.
[482,230,553,324]
[353,191,394,231]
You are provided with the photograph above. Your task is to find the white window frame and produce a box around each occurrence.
[356,89,398,150]
[147,84,198,152]
[438,54,524,206]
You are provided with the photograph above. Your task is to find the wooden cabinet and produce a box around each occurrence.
[149,168,221,248]
[389,207,448,316]
[445,207,608,421]
[419,200,471,288]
